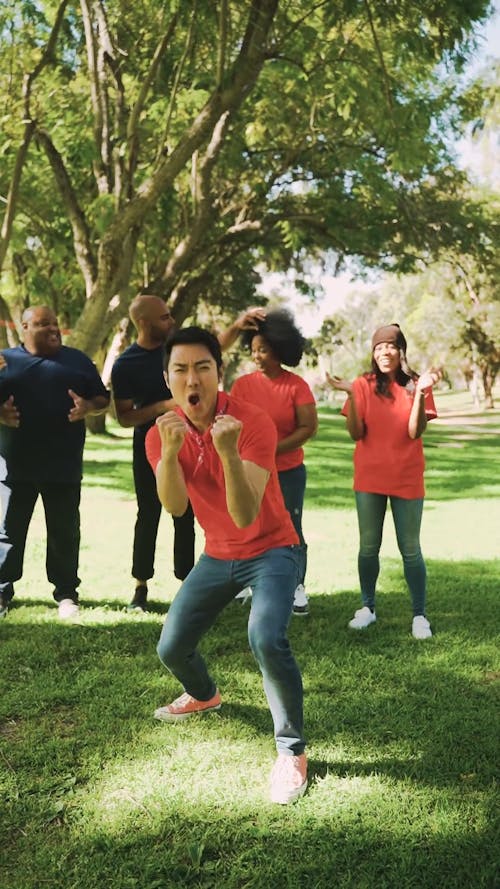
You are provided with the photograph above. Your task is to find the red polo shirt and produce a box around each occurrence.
[145,392,299,559]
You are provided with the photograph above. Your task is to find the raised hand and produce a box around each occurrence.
[233,307,267,331]
[325,372,353,394]
[416,368,442,392]
[211,414,242,457]
[156,411,187,457]
[68,388,89,422]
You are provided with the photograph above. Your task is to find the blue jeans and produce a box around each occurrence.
[355,492,427,616]
[278,464,307,586]
[156,546,305,754]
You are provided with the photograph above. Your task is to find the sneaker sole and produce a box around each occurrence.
[292,607,309,616]
[154,703,221,723]
[271,778,308,805]
[348,619,376,629]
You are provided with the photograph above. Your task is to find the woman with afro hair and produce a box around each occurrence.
[231,308,318,615]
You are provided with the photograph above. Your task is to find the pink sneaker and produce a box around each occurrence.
[270,753,308,804]
[154,690,221,723]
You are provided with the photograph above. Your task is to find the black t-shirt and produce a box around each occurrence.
[111,343,172,444]
[0,345,109,483]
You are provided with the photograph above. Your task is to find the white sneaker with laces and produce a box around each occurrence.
[348,606,376,630]
[412,615,432,639]
[58,599,80,620]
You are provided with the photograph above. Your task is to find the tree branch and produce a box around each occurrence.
[363,0,394,113]
[125,12,179,186]
[161,110,231,289]
[0,0,70,272]
[35,129,97,296]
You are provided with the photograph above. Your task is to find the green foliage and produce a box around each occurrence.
[0,0,497,355]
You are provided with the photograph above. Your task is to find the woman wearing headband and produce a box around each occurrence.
[327,323,440,639]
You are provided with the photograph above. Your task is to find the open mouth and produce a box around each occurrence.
[188,393,200,406]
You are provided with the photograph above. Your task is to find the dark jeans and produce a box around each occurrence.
[278,464,307,586]
[157,546,304,754]
[355,492,427,616]
[0,480,81,603]
[132,439,195,582]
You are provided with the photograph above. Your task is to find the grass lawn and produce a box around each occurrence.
[0,388,499,888]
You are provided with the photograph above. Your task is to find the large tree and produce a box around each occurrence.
[0,0,495,356]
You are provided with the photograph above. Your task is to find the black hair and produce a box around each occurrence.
[165,326,223,370]
[240,308,305,367]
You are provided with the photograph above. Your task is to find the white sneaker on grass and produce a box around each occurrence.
[292,584,309,616]
[348,606,376,630]
[412,615,432,639]
[58,599,80,620]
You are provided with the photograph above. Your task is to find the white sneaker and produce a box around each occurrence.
[348,606,376,630]
[58,599,80,620]
[292,584,309,616]
[234,586,252,604]
[412,615,432,639]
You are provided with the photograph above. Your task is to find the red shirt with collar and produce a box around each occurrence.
[145,392,299,559]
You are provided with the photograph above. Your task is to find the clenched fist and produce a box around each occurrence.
[211,414,242,457]
[156,411,187,456]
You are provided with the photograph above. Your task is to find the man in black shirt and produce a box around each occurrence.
[111,295,265,611]
[0,306,109,619]
[112,297,194,610]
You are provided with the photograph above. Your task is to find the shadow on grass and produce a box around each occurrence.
[1,559,498,888]
[79,408,500,505]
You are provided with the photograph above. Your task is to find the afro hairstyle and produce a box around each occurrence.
[240,308,306,367]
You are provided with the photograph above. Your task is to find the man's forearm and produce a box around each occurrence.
[156,455,189,516]
[115,399,174,428]
[87,395,110,415]
[220,454,261,528]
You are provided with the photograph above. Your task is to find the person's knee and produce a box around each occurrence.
[359,543,381,558]
[157,631,181,669]
[400,546,422,565]
[249,623,288,664]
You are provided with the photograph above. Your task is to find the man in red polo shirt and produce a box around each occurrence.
[145,326,307,805]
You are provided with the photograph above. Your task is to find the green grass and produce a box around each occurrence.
[0,394,499,888]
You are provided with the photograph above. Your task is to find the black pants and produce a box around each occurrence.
[0,480,81,603]
[132,439,195,582]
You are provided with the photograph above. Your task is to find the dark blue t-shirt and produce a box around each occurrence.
[111,343,171,446]
[0,345,109,483]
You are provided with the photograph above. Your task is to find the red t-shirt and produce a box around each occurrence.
[230,369,316,471]
[342,375,437,499]
[145,392,299,559]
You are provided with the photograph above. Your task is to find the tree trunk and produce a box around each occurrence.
[86,413,107,434]
[482,366,495,409]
